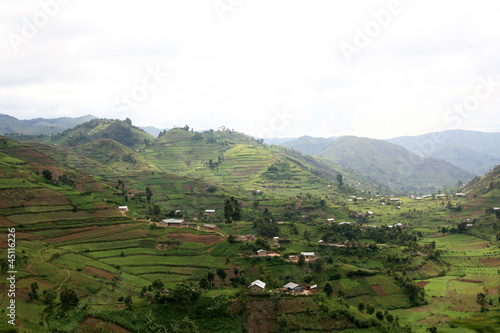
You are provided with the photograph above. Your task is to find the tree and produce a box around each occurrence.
[358,300,365,312]
[376,310,384,321]
[207,271,215,289]
[324,282,333,296]
[199,276,209,290]
[60,287,79,311]
[125,117,132,126]
[477,292,487,311]
[152,279,164,291]
[223,196,241,224]
[152,204,161,216]
[42,289,57,306]
[171,282,200,305]
[216,268,227,288]
[124,295,133,310]
[303,230,311,242]
[28,282,39,300]
[367,303,375,315]
[42,169,52,181]
[336,173,343,187]
[297,254,305,267]
[146,186,153,203]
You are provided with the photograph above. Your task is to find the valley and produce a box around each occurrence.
[0,119,499,332]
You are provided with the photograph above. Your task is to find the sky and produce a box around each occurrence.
[1,0,500,139]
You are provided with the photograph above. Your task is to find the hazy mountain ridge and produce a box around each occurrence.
[387,129,500,174]
[281,135,474,192]
[0,114,96,135]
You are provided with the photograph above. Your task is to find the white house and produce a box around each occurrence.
[118,206,128,212]
[160,219,186,227]
[248,279,266,291]
[257,249,268,257]
[301,252,315,259]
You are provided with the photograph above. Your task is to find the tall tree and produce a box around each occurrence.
[336,173,343,187]
[60,287,79,311]
[216,268,227,288]
[224,196,241,224]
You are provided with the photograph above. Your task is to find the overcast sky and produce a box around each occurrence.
[1,0,500,139]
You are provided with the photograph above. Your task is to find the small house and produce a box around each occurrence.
[118,206,128,212]
[188,223,198,229]
[160,219,186,227]
[204,209,216,217]
[257,249,268,257]
[301,252,315,260]
[203,224,220,231]
[288,255,296,260]
[272,242,280,248]
[283,282,304,292]
[248,280,266,292]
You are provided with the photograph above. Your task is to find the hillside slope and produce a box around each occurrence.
[8,118,154,149]
[320,136,473,192]
[387,129,500,174]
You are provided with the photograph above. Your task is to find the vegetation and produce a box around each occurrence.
[0,123,499,332]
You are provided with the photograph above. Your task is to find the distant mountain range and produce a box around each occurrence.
[387,130,500,174]
[2,113,497,191]
[0,114,96,135]
[281,135,474,192]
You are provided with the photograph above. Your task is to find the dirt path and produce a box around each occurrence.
[57,269,71,291]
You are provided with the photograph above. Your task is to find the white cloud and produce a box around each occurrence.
[0,0,499,139]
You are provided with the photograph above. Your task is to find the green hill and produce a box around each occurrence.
[282,135,474,193]
[7,118,154,149]
[465,164,500,198]
[321,136,474,193]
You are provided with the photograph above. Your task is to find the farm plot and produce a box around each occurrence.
[47,225,145,245]
[417,276,453,297]
[61,238,147,252]
[100,254,220,268]
[7,210,91,224]
[86,247,160,259]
